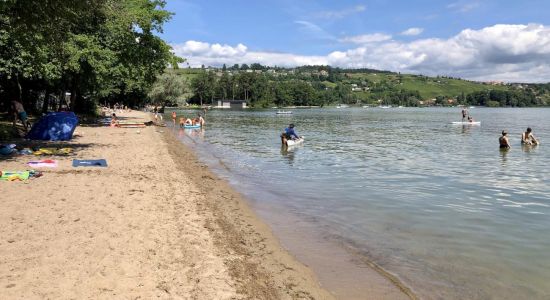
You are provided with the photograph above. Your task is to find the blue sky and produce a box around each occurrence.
[162,0,550,82]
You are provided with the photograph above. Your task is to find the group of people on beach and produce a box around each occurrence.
[499,127,539,149]
[171,111,205,128]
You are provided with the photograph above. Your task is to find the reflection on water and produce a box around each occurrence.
[171,107,550,299]
[280,146,297,165]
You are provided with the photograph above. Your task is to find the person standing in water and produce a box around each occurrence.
[461,108,468,122]
[521,127,539,145]
[499,130,511,149]
[171,111,177,127]
[197,113,205,126]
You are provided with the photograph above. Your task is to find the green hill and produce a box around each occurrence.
[345,73,510,100]
[167,66,547,107]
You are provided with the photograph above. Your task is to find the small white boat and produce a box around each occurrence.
[336,104,349,108]
[379,105,392,109]
[276,111,293,115]
[362,105,370,108]
[452,121,481,125]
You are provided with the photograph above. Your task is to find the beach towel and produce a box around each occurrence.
[0,170,42,181]
[33,148,73,156]
[72,159,108,167]
[0,171,30,181]
[27,159,58,168]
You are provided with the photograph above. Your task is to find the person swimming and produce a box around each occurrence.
[521,127,539,145]
[499,130,511,149]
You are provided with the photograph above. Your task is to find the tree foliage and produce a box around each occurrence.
[0,0,179,113]
[148,72,188,106]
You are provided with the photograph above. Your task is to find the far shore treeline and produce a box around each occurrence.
[181,65,550,108]
[0,0,181,115]
[2,1,550,116]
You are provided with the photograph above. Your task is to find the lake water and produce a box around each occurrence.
[169,107,550,299]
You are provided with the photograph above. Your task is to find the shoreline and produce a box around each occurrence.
[167,120,415,299]
[0,111,331,299]
[160,125,335,299]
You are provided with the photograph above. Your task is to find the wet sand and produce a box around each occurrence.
[0,110,410,299]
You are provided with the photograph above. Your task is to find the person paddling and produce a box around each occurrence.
[281,123,300,145]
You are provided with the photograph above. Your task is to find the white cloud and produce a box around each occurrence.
[172,41,247,58]
[401,27,424,36]
[447,1,480,13]
[314,5,366,19]
[171,24,550,82]
[339,33,392,44]
[294,20,335,40]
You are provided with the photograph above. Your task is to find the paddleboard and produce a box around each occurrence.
[452,121,480,125]
[285,137,304,146]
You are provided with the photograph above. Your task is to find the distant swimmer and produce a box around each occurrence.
[521,127,539,145]
[468,115,474,123]
[499,130,511,149]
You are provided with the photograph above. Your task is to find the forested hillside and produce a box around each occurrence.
[175,65,549,108]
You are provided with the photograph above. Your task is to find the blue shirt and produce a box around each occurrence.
[285,127,299,139]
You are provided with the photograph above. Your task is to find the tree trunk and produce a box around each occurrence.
[69,88,77,111]
[14,74,22,102]
[42,88,50,114]
[69,75,79,111]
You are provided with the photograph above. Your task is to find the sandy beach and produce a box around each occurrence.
[0,111,332,299]
[1,110,411,299]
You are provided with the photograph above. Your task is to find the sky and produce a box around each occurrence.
[161,0,550,82]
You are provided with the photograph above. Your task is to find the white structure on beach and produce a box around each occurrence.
[216,100,248,109]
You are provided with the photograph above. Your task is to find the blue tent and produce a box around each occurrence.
[27,112,79,141]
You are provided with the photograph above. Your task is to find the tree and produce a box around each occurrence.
[0,0,180,113]
[191,71,216,106]
[148,72,188,106]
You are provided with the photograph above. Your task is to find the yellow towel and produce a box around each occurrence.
[33,148,73,155]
